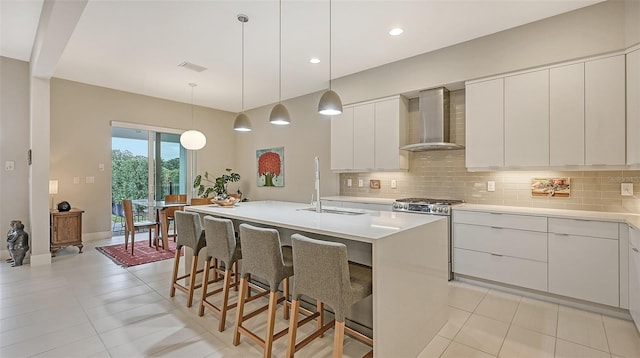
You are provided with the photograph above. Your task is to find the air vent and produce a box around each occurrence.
[178,62,207,72]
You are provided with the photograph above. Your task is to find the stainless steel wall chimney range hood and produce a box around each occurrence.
[400,87,464,151]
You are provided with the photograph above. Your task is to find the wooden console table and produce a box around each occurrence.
[50,208,84,257]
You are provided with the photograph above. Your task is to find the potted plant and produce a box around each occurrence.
[193,168,241,199]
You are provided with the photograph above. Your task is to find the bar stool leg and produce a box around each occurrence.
[317,300,324,337]
[286,299,301,358]
[233,277,249,346]
[170,247,181,297]
[218,268,233,332]
[333,321,345,358]
[198,257,212,316]
[264,291,278,358]
[187,254,199,307]
[283,277,290,320]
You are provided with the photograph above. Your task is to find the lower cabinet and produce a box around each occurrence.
[453,209,625,308]
[629,226,640,332]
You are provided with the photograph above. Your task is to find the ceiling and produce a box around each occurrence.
[1,0,603,112]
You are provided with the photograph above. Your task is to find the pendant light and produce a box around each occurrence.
[317,0,343,116]
[233,14,252,132]
[269,0,291,125]
[180,83,207,150]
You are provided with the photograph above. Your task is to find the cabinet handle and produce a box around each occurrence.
[554,233,570,236]
[490,226,503,230]
[633,248,639,253]
[490,253,503,257]
[489,212,502,215]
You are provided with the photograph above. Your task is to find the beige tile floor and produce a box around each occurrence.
[1,236,639,358]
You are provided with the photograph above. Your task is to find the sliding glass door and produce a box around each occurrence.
[111,126,187,223]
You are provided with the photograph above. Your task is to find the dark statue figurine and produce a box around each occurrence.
[6,220,29,266]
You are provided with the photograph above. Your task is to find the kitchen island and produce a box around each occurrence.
[186,201,448,358]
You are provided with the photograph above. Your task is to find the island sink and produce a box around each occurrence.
[297,207,366,215]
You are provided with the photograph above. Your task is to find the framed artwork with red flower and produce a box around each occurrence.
[257,147,284,187]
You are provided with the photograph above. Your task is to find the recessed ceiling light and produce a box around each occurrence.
[310,58,321,64]
[389,27,404,36]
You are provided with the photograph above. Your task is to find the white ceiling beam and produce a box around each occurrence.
[30,0,87,78]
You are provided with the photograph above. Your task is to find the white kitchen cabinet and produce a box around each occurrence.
[550,63,585,166]
[627,49,640,166]
[629,225,640,332]
[353,104,375,170]
[548,218,619,306]
[584,55,626,166]
[465,78,504,168]
[504,69,549,167]
[374,97,408,171]
[330,107,354,170]
[330,96,408,172]
[452,211,548,291]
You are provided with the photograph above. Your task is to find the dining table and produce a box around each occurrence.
[131,199,186,250]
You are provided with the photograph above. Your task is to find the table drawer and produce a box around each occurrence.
[453,210,547,232]
[453,223,547,262]
[453,248,547,291]
[548,217,618,239]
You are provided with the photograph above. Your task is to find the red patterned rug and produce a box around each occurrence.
[96,239,182,267]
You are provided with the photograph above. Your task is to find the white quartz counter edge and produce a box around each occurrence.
[454,203,640,230]
[321,196,395,205]
[186,200,445,244]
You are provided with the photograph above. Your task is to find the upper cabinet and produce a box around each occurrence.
[330,96,408,172]
[466,53,627,170]
[465,78,504,168]
[584,55,626,165]
[504,69,549,167]
[628,48,640,166]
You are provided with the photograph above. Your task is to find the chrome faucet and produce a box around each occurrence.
[314,156,321,213]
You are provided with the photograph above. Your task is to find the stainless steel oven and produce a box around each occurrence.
[392,198,463,280]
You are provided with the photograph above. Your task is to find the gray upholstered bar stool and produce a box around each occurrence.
[286,234,373,358]
[198,216,242,331]
[233,223,294,358]
[170,211,207,307]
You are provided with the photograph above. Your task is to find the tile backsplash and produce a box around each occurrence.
[339,90,640,213]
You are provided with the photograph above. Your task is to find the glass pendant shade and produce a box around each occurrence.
[180,129,207,150]
[318,89,343,115]
[233,113,252,131]
[269,103,291,125]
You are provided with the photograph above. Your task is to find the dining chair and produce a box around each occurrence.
[190,197,212,206]
[165,194,187,241]
[122,199,158,255]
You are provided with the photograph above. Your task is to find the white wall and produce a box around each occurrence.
[0,57,30,258]
[50,79,237,238]
[234,91,339,203]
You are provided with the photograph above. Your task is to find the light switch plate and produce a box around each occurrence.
[621,183,633,196]
[99,163,105,171]
[358,179,364,187]
[487,181,496,192]
[73,177,80,184]
[347,178,352,187]
[391,179,397,189]
[86,176,95,184]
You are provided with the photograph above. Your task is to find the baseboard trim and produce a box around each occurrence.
[30,253,52,266]
[83,231,112,242]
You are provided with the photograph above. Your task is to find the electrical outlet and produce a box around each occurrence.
[391,179,397,189]
[487,181,496,192]
[5,161,14,171]
[86,176,95,184]
[358,179,364,187]
[347,178,352,187]
[621,183,633,196]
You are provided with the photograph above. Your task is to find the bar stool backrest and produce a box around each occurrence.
[203,216,240,268]
[174,211,206,254]
[239,223,288,291]
[291,234,353,322]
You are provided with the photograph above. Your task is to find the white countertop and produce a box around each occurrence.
[321,196,395,205]
[185,200,445,243]
[454,203,640,230]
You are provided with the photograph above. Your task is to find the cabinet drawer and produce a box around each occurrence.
[548,233,619,306]
[453,248,547,291]
[453,223,547,262]
[453,210,547,232]
[548,217,618,239]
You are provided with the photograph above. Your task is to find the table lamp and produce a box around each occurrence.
[49,180,58,210]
